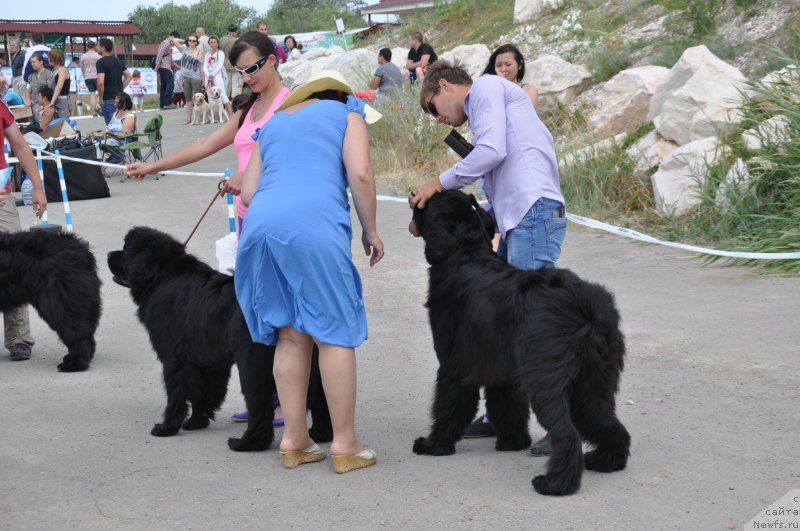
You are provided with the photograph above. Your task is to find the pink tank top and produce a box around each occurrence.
[233,87,290,220]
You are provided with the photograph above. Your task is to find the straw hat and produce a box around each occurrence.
[279,70,382,124]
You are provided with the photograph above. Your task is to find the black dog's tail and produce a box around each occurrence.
[518,276,626,396]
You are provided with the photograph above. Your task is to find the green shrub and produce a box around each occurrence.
[664,70,800,273]
[589,45,634,83]
[559,144,656,223]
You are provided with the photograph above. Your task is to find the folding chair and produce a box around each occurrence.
[99,115,138,174]
[118,113,163,167]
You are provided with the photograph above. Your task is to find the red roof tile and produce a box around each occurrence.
[0,20,141,36]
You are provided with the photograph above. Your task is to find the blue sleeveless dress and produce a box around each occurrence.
[235,97,368,348]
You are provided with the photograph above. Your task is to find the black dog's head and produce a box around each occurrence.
[107,227,187,299]
[411,190,495,265]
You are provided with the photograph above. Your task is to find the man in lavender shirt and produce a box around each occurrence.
[409,61,566,456]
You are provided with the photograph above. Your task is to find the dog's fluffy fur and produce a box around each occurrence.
[207,87,228,124]
[190,92,209,125]
[108,227,332,450]
[411,191,630,496]
[0,230,101,371]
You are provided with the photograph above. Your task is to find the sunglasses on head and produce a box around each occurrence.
[235,55,268,76]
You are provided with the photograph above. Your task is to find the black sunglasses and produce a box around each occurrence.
[426,90,439,118]
[234,55,268,76]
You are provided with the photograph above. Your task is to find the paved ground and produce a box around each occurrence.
[1,108,798,530]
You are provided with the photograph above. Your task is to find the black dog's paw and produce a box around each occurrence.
[308,424,333,443]
[228,436,271,452]
[584,449,627,472]
[182,416,210,431]
[151,423,180,437]
[532,474,580,496]
[413,436,456,456]
[495,432,532,451]
[57,356,90,372]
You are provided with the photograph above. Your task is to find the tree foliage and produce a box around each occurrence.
[257,0,367,34]
[129,0,367,44]
[128,0,256,43]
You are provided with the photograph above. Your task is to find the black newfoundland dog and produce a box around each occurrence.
[0,230,101,371]
[410,191,630,496]
[108,227,331,450]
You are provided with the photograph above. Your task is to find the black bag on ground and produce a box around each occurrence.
[42,145,110,202]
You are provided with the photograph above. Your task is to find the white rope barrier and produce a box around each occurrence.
[11,149,799,261]
[373,195,800,260]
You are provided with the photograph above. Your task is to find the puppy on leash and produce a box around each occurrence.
[190,92,209,125]
[207,87,229,124]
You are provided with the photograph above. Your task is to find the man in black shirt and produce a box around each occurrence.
[96,38,131,125]
[406,31,437,85]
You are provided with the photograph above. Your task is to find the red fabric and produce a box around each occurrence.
[0,100,12,192]
[354,91,377,101]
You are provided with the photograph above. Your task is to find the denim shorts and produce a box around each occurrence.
[497,197,567,270]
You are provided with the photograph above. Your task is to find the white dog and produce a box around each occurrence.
[190,92,209,125]
[207,87,229,124]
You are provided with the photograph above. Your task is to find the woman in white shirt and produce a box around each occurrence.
[204,35,233,116]
[284,36,302,62]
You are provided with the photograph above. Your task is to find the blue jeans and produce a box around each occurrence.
[497,197,567,270]
[101,99,116,125]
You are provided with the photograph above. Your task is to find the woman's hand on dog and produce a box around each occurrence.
[409,178,444,209]
[125,162,157,181]
[362,231,384,267]
[220,173,243,196]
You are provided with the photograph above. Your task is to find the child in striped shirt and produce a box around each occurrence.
[129,70,146,112]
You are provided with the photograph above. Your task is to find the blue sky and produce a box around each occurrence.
[8,0,379,21]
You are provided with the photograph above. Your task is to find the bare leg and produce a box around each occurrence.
[273,326,314,452]
[315,340,365,456]
[186,101,193,122]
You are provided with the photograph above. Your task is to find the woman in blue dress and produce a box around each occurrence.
[232,71,384,473]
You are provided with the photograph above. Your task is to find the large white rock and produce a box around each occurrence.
[741,115,791,151]
[439,44,491,79]
[560,133,627,168]
[279,46,375,90]
[649,45,747,146]
[390,46,410,73]
[320,48,376,88]
[715,158,750,210]
[625,129,679,181]
[650,136,725,216]
[759,64,798,92]
[588,66,669,138]
[279,47,345,87]
[524,54,592,107]
[514,0,565,22]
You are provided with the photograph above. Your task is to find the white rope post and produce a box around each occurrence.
[53,150,73,233]
[224,167,237,236]
[36,149,50,226]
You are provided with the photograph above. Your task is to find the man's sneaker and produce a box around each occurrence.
[231,410,249,422]
[530,434,552,456]
[160,104,177,110]
[463,414,496,438]
[9,343,32,361]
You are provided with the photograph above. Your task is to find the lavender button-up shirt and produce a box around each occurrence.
[438,75,564,236]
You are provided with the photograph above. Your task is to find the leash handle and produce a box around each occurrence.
[184,179,227,246]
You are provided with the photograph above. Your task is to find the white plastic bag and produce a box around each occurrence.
[215,233,238,275]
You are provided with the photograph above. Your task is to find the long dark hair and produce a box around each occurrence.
[483,44,526,82]
[229,31,278,129]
